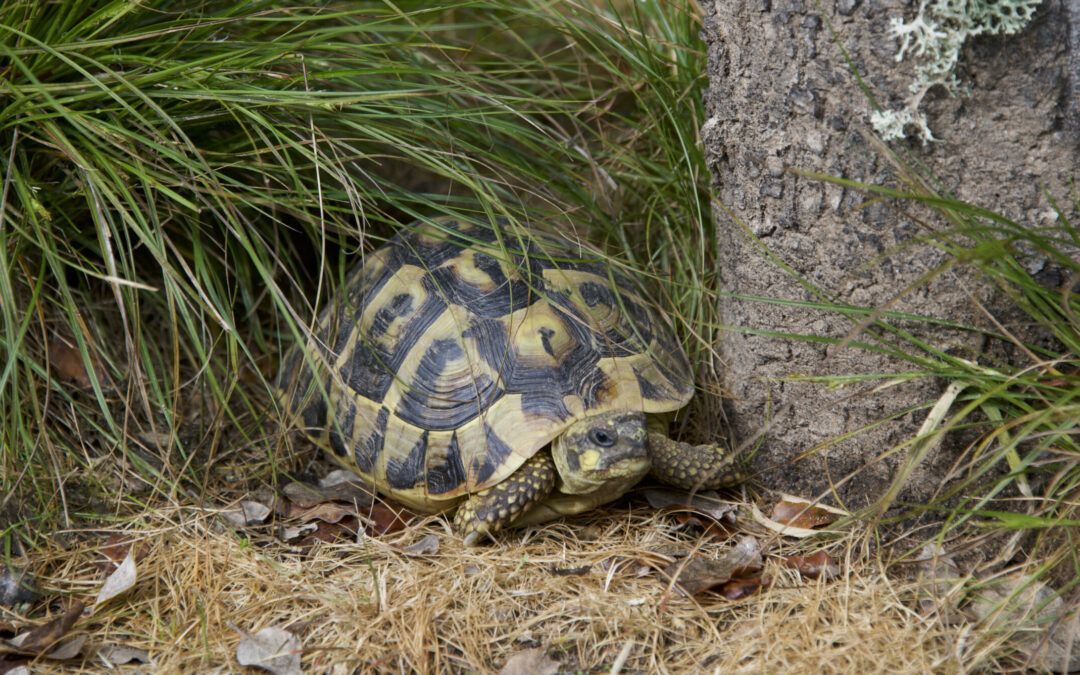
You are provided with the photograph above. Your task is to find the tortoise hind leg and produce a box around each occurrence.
[454,451,557,546]
[648,433,745,491]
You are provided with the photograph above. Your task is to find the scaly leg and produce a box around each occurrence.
[648,433,745,491]
[453,451,557,546]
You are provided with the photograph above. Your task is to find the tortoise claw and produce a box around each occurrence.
[462,530,482,547]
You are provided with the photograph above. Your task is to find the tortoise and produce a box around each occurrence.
[277,216,743,545]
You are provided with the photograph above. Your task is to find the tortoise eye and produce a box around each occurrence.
[589,428,615,447]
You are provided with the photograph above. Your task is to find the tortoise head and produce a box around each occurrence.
[552,411,650,496]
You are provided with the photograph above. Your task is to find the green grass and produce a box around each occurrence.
[0,0,714,540]
[4,0,1075,608]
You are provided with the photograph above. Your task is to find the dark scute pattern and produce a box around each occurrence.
[300,379,327,433]
[634,366,679,403]
[354,405,389,473]
[427,432,467,495]
[538,327,556,357]
[394,338,505,431]
[337,288,447,404]
[577,281,653,358]
[343,253,395,315]
[328,402,356,459]
[466,304,609,421]
[475,425,516,485]
[383,219,497,272]
[369,293,413,341]
[426,262,534,319]
[386,430,428,489]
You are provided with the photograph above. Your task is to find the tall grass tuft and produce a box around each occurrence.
[0,0,714,538]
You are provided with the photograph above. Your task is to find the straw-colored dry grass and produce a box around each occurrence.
[7,490,1014,674]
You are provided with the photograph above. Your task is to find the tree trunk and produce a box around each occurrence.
[701,0,1076,508]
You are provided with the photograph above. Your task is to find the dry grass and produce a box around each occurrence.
[7,493,1015,674]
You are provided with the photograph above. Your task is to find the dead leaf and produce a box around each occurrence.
[280,478,373,510]
[296,502,357,525]
[47,340,102,389]
[643,488,738,521]
[970,575,1080,673]
[236,626,302,675]
[42,635,85,660]
[661,536,762,596]
[4,600,83,655]
[366,502,414,535]
[784,551,840,581]
[298,518,360,547]
[280,523,318,542]
[319,469,362,487]
[222,501,272,528]
[719,573,769,600]
[94,551,136,610]
[915,543,966,619]
[0,663,29,675]
[96,534,150,573]
[499,647,559,675]
[98,645,152,667]
[750,503,833,538]
[402,534,440,556]
[669,512,736,540]
[0,567,37,608]
[771,500,841,529]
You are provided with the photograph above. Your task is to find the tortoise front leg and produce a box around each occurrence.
[648,433,745,491]
[453,451,557,546]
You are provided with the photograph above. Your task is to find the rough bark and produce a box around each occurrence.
[701,0,1076,508]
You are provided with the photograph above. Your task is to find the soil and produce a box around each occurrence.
[700,0,1077,510]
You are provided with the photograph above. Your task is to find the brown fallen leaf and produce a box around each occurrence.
[96,534,151,573]
[645,488,738,540]
[670,512,736,541]
[661,536,763,596]
[915,543,966,620]
[279,478,374,510]
[4,600,84,656]
[402,534,440,556]
[0,659,30,674]
[643,488,738,522]
[366,502,414,535]
[47,340,103,389]
[499,647,559,675]
[295,517,360,548]
[719,573,770,600]
[221,501,272,529]
[771,500,840,530]
[0,567,37,608]
[236,626,302,675]
[279,522,317,543]
[970,574,1080,673]
[784,551,840,580]
[296,502,357,525]
[40,635,86,660]
[98,645,152,667]
[94,552,136,611]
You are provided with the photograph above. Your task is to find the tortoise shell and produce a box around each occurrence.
[278,217,694,512]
